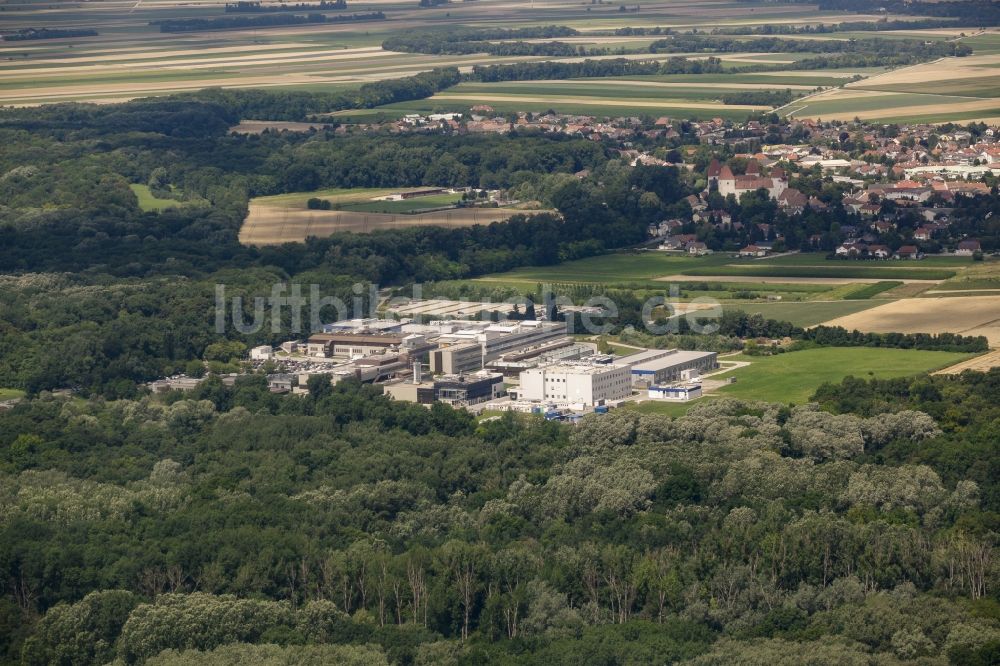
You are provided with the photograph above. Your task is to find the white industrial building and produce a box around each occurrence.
[625,349,718,388]
[250,345,274,360]
[518,362,631,407]
[647,384,702,401]
[430,320,567,374]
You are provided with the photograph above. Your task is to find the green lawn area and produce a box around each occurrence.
[722,300,884,327]
[252,187,435,208]
[715,348,972,404]
[0,388,24,400]
[338,192,462,214]
[130,184,188,212]
[625,346,973,416]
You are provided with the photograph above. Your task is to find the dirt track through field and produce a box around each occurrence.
[933,349,1000,374]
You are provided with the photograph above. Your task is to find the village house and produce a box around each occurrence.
[955,239,981,256]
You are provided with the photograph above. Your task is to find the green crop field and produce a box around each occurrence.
[722,300,885,327]
[757,254,975,268]
[842,281,904,300]
[679,264,956,280]
[609,71,874,87]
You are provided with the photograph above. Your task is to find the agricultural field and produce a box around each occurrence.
[823,295,1000,346]
[239,187,544,244]
[475,251,1000,335]
[0,0,935,108]
[788,30,1000,123]
[722,300,886,328]
[480,250,963,285]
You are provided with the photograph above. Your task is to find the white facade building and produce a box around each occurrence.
[648,384,702,401]
[519,363,631,407]
[250,345,274,360]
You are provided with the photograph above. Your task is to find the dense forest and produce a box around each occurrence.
[0,370,997,664]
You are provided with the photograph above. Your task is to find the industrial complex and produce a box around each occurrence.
[151,306,722,418]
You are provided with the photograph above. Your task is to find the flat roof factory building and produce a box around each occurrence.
[627,350,718,388]
[518,363,631,407]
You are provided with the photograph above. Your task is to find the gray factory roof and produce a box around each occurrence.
[629,350,717,371]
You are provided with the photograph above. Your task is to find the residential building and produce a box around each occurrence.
[956,239,981,256]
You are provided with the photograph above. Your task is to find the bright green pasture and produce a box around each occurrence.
[713,348,974,404]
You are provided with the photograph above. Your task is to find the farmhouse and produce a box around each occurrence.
[739,245,768,257]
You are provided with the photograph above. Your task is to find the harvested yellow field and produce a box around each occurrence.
[857,99,1000,120]
[934,349,1000,374]
[849,53,1000,87]
[823,296,1000,346]
[240,206,540,245]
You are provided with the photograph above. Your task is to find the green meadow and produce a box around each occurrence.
[129,184,190,212]
[628,347,973,415]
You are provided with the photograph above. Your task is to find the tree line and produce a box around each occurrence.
[224,0,347,12]
[3,28,98,41]
[383,26,582,57]
[154,11,384,33]
[469,56,724,83]
[649,35,972,59]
